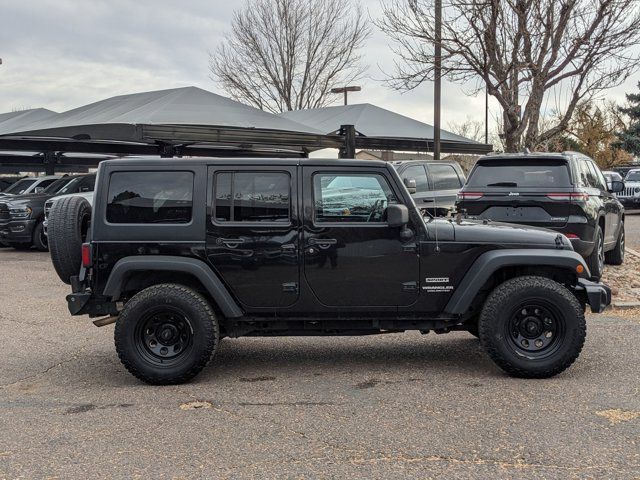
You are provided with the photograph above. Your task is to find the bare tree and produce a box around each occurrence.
[447,117,485,142]
[377,0,640,151]
[210,0,370,113]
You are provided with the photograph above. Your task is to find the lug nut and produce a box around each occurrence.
[521,339,529,348]
[545,331,552,338]
[160,347,168,355]
[535,339,544,348]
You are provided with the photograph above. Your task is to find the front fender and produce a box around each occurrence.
[443,249,590,315]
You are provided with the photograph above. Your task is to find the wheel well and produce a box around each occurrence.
[121,271,223,316]
[463,265,579,322]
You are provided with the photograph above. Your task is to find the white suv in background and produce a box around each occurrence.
[618,169,640,207]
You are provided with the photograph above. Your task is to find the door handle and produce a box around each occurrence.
[217,238,245,248]
[308,238,337,248]
[423,198,435,203]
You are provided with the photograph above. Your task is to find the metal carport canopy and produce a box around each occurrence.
[278,103,492,155]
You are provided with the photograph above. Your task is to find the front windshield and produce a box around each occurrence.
[4,178,36,194]
[626,171,640,182]
[54,177,82,195]
[43,177,75,194]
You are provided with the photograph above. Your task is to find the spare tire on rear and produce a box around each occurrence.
[48,196,92,284]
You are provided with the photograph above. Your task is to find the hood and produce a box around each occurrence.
[424,218,572,250]
[2,193,52,208]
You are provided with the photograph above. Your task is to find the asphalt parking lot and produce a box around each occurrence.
[0,249,638,479]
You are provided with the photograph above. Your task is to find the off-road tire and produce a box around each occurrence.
[605,222,624,265]
[48,196,92,284]
[115,284,219,385]
[32,221,48,251]
[585,226,604,280]
[478,276,586,378]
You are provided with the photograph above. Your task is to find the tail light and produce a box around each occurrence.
[564,233,579,239]
[81,243,93,268]
[546,192,589,201]
[458,192,484,200]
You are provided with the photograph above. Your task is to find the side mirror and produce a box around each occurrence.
[609,180,624,193]
[387,203,409,227]
[34,187,45,194]
[403,178,417,194]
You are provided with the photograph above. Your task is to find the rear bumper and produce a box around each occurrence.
[0,218,36,243]
[576,278,611,313]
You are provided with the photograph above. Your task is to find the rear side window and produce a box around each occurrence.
[107,171,194,224]
[467,160,571,188]
[214,171,290,223]
[400,165,429,193]
[429,164,462,189]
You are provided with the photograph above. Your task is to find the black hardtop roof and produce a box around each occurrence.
[391,159,459,166]
[98,157,390,169]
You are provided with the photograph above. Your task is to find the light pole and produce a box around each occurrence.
[434,0,442,160]
[331,86,361,105]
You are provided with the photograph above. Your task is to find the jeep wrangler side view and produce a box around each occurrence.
[49,158,611,385]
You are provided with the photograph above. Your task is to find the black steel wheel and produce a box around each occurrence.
[505,303,564,359]
[479,276,586,378]
[115,284,219,385]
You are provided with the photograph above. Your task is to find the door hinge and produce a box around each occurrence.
[402,281,418,292]
[282,282,299,293]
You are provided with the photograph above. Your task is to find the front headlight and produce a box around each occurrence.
[9,206,32,219]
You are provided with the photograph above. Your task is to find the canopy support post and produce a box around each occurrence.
[339,124,356,159]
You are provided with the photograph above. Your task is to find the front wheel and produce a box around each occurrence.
[115,284,219,385]
[32,221,48,252]
[478,276,586,378]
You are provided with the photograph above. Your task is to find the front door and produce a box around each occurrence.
[302,167,419,307]
[206,166,299,308]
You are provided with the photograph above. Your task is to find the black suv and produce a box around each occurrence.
[456,152,625,279]
[0,174,96,250]
[48,157,610,385]
[393,160,465,217]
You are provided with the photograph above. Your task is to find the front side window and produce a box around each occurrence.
[429,164,462,190]
[314,173,398,223]
[107,171,193,224]
[401,165,429,193]
[214,171,290,223]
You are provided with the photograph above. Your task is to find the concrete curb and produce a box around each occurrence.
[609,302,640,310]
[626,247,640,258]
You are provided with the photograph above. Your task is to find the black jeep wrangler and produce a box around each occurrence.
[49,158,610,385]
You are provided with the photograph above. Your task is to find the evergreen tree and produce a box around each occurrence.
[617,82,640,156]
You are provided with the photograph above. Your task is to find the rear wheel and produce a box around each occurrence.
[479,276,586,378]
[605,222,624,265]
[115,284,219,385]
[585,226,604,279]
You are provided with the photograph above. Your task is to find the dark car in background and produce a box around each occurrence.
[0,174,95,251]
[456,152,625,279]
[393,160,465,217]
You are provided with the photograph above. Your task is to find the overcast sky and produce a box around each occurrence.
[1,0,639,135]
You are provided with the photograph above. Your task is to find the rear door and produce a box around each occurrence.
[206,165,300,308]
[586,159,621,246]
[461,158,572,228]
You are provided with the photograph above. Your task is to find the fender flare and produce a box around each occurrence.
[443,248,589,315]
[102,255,243,318]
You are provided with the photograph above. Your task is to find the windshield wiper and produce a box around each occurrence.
[486,182,518,187]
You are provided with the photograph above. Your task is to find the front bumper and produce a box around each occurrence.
[619,197,640,205]
[576,278,611,313]
[0,218,36,243]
